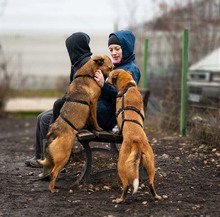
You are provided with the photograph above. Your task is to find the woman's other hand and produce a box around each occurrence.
[94,69,104,87]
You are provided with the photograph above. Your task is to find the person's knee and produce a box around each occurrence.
[53,98,65,121]
[36,112,44,122]
[41,112,53,126]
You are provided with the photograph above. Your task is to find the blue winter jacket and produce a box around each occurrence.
[97,30,141,130]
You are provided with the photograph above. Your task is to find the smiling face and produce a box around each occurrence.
[108,44,123,64]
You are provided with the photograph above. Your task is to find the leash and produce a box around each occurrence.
[116,83,144,134]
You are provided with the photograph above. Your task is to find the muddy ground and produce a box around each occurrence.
[0,116,219,217]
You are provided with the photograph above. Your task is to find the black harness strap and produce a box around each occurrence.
[116,83,134,98]
[122,119,143,129]
[116,83,144,134]
[60,74,95,131]
[65,97,89,106]
[74,74,94,79]
[65,74,94,105]
[116,106,145,121]
[60,113,79,131]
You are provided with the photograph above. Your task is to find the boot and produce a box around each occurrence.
[38,139,50,180]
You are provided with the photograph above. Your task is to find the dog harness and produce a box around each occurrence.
[60,74,96,131]
[74,74,94,79]
[116,83,144,134]
[60,113,79,131]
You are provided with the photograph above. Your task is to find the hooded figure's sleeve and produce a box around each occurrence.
[100,83,117,103]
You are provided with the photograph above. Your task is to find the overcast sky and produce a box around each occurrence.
[0,0,161,34]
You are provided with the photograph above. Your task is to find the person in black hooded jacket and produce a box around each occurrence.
[25,32,93,168]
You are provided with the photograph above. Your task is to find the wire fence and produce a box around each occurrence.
[137,30,220,145]
[1,31,220,145]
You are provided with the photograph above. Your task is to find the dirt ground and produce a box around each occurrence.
[0,116,219,217]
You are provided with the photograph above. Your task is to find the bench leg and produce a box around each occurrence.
[70,141,92,186]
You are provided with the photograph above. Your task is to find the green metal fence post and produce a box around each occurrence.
[180,29,189,136]
[114,22,118,32]
[142,39,148,90]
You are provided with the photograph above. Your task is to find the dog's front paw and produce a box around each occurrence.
[50,188,59,193]
[112,198,124,204]
[154,194,162,200]
[49,185,59,193]
[95,127,103,131]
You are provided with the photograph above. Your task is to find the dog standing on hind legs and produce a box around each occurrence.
[106,69,162,203]
[37,55,113,193]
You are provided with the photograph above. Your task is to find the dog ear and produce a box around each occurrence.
[111,70,119,85]
[112,76,117,85]
[93,57,104,66]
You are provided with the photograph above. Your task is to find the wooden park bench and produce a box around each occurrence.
[69,89,150,185]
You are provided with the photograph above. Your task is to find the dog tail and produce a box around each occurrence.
[133,178,139,194]
[125,144,141,195]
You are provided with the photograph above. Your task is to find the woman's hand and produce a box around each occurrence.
[94,69,104,87]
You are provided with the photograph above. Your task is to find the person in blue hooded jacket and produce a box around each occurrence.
[94,30,141,131]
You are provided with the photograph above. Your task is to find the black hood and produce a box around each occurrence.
[65,32,92,81]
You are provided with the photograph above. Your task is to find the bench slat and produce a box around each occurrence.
[77,129,95,141]
[92,130,115,139]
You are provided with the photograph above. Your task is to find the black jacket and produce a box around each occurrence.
[52,32,92,122]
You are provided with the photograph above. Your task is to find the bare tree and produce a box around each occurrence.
[129,0,220,130]
[145,0,220,67]
[0,44,11,114]
[0,0,7,16]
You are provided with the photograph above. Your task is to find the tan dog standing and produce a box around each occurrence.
[37,55,113,193]
[107,69,161,203]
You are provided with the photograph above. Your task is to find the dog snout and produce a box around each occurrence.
[105,76,112,85]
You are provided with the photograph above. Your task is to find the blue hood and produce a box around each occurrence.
[109,30,135,65]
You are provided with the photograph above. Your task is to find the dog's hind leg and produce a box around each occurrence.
[49,164,64,193]
[113,152,129,203]
[113,167,129,203]
[113,185,129,204]
[142,144,162,200]
[89,101,102,131]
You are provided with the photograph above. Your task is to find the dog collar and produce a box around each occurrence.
[74,74,94,79]
[116,83,134,98]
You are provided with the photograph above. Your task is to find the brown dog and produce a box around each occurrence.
[37,55,114,193]
[107,69,161,203]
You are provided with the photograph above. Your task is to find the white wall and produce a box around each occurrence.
[0,32,110,89]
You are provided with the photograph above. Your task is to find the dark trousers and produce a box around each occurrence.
[34,109,53,159]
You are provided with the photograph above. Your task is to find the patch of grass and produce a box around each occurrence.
[8,89,64,98]
[188,108,220,147]
[14,111,42,118]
